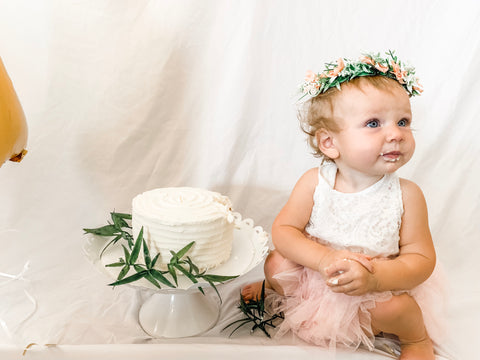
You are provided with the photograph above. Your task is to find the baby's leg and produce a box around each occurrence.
[369,294,434,360]
[241,249,295,301]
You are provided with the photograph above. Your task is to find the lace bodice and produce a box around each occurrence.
[305,161,403,257]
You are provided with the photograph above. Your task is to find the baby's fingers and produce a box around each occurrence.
[333,252,374,273]
[350,254,374,273]
[324,259,349,277]
[327,273,345,287]
[326,274,356,294]
[327,274,367,296]
[324,256,373,278]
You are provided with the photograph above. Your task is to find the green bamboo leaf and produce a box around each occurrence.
[100,234,123,257]
[169,250,179,265]
[225,319,255,337]
[175,241,195,259]
[254,323,268,337]
[259,280,266,315]
[223,317,253,329]
[197,269,207,277]
[241,305,263,321]
[111,212,132,220]
[113,234,123,244]
[167,264,178,285]
[129,227,143,263]
[143,239,152,268]
[151,253,160,268]
[239,301,258,315]
[198,286,205,295]
[143,271,161,289]
[150,269,176,288]
[223,284,284,338]
[109,270,147,287]
[122,245,131,264]
[174,263,198,283]
[185,257,199,274]
[251,322,260,332]
[133,264,145,272]
[83,224,119,236]
[111,212,129,229]
[105,262,125,267]
[122,231,134,249]
[200,274,239,283]
[239,298,259,320]
[117,264,130,280]
[185,259,193,273]
[206,279,221,303]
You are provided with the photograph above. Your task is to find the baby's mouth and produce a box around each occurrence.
[380,151,401,162]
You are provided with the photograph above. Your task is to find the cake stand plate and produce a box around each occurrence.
[83,213,269,338]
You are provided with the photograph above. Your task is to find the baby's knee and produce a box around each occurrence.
[370,294,428,342]
[371,294,417,323]
[264,249,298,276]
[264,249,285,274]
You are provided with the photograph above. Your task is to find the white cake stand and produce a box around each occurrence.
[83,213,269,338]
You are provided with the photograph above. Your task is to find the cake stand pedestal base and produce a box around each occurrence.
[138,291,220,338]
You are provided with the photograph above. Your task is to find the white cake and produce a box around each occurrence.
[132,187,235,271]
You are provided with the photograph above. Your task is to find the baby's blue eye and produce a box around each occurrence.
[398,118,410,127]
[366,119,380,128]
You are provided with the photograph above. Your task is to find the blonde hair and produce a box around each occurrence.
[298,76,406,158]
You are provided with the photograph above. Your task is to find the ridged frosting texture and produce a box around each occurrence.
[132,187,234,270]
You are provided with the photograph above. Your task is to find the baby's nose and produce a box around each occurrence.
[386,125,404,142]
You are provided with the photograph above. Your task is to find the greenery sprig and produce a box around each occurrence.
[84,211,238,301]
[223,281,284,338]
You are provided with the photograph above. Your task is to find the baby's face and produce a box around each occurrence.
[329,81,415,177]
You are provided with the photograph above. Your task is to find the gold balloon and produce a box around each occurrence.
[0,56,28,167]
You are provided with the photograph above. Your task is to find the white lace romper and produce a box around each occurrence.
[305,161,402,258]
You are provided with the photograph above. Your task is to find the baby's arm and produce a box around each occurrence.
[326,179,435,294]
[272,168,373,275]
[371,179,436,291]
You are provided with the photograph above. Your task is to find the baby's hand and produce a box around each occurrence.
[324,258,377,296]
[319,249,373,278]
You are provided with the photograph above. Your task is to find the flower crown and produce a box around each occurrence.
[299,50,423,101]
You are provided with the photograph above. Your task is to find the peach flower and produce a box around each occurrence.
[390,60,406,83]
[374,62,389,73]
[328,58,345,77]
[413,80,424,94]
[305,70,318,83]
[390,60,400,73]
[360,55,375,66]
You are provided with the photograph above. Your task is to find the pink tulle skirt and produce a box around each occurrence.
[266,259,446,351]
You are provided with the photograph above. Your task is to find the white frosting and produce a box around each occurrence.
[132,187,234,271]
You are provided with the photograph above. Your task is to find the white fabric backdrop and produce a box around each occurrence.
[1,1,479,359]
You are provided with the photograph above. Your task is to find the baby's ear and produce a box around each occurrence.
[316,129,339,159]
